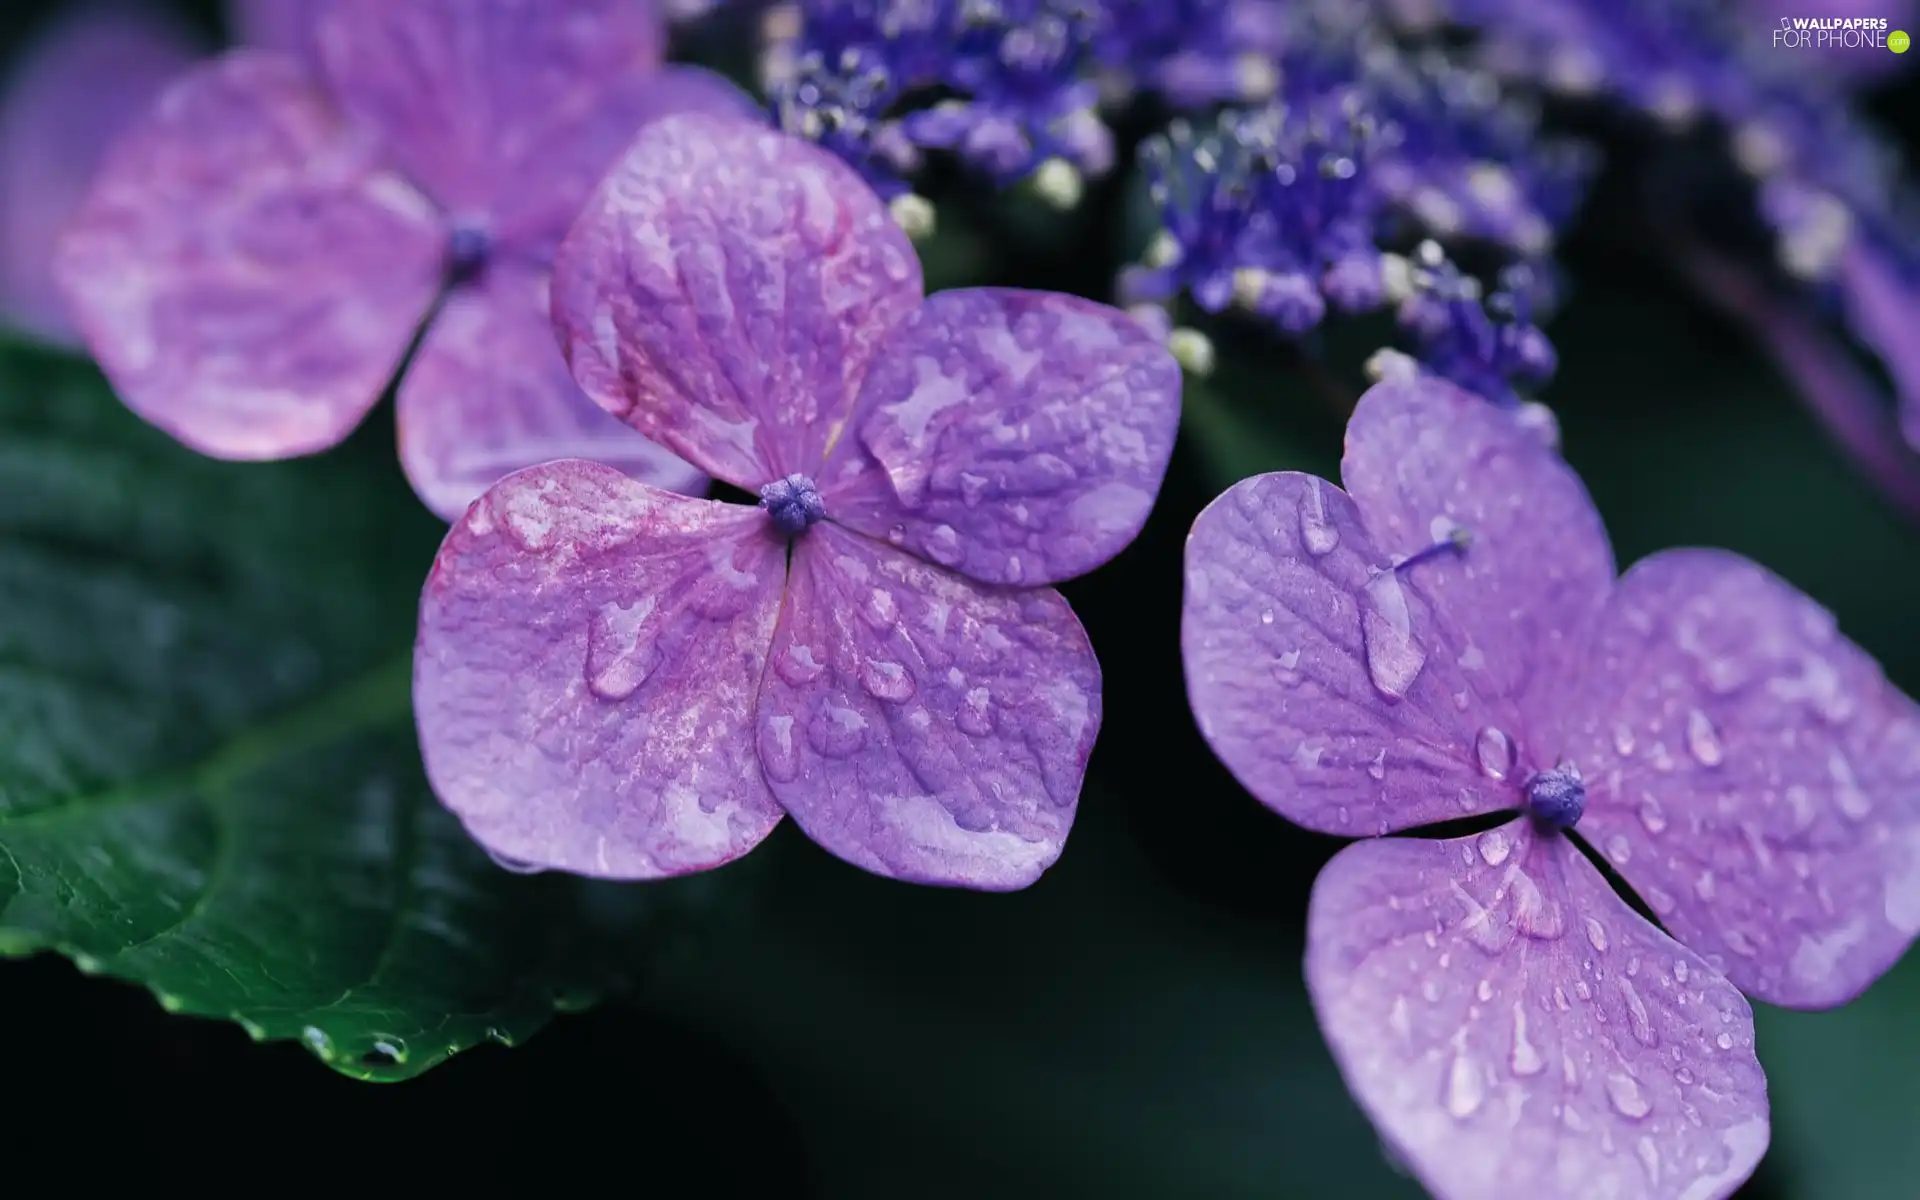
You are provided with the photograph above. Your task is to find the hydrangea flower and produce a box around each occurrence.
[53,0,754,519]
[1182,376,1920,1197]
[414,113,1182,888]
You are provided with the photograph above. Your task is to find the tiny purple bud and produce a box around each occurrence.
[758,472,828,535]
[1523,763,1586,830]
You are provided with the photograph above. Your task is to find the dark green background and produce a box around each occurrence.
[3,1,1915,1195]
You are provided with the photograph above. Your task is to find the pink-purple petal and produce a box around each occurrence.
[1341,376,1617,732]
[314,0,664,222]
[551,113,925,489]
[1307,821,1770,1200]
[415,460,787,878]
[0,5,200,346]
[758,523,1099,890]
[1550,548,1920,1009]
[398,263,704,521]
[53,51,444,459]
[1182,471,1514,837]
[818,288,1182,587]
[489,64,763,253]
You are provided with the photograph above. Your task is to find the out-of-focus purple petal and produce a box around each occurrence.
[817,288,1181,587]
[0,5,200,346]
[1837,242,1920,452]
[1342,376,1617,734]
[416,460,787,878]
[398,263,704,522]
[758,523,1099,890]
[228,0,310,56]
[315,0,664,220]
[551,114,924,488]
[491,64,762,253]
[1550,548,1920,1009]
[1307,821,1770,1200]
[1181,470,1515,837]
[54,51,444,459]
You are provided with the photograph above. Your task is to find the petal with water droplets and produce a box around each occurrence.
[399,263,704,521]
[0,6,199,346]
[551,114,924,488]
[1307,821,1769,1200]
[1341,375,1616,727]
[53,51,444,459]
[316,0,664,225]
[415,460,787,878]
[1181,471,1514,836]
[1552,548,1920,1008]
[819,288,1181,586]
[759,523,1099,889]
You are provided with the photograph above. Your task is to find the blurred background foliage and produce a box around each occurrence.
[2,0,1916,1195]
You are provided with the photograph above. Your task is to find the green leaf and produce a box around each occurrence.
[0,337,735,1081]
[657,799,1422,1199]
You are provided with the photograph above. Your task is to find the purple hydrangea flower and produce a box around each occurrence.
[414,113,1182,888]
[1182,376,1920,1197]
[53,0,756,520]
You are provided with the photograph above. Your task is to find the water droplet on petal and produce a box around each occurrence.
[1445,1051,1486,1119]
[1260,609,1274,625]
[1585,917,1609,952]
[809,703,870,758]
[1273,647,1303,686]
[923,524,964,566]
[1675,1066,1695,1086]
[1685,708,1723,767]
[1299,479,1340,555]
[1612,723,1636,756]
[886,523,906,545]
[1474,726,1514,781]
[1644,884,1677,915]
[1509,1002,1545,1076]
[864,587,899,629]
[1619,979,1657,1047]
[1361,571,1426,700]
[585,597,663,701]
[1476,978,1494,1002]
[487,849,546,875]
[1367,749,1387,780]
[1725,928,1758,956]
[1829,750,1873,819]
[1673,959,1690,984]
[762,714,799,782]
[1605,834,1632,865]
[859,659,915,703]
[1606,1071,1652,1120]
[1638,795,1668,834]
[1636,1137,1662,1185]
[777,642,828,685]
[1476,828,1511,866]
[1389,995,1412,1040]
[956,687,994,736]
[1716,1032,1734,1050]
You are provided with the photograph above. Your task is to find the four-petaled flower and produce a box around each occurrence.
[413,113,1182,888]
[1182,377,1920,1199]
[53,0,757,519]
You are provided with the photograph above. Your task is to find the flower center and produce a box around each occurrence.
[759,474,827,536]
[1523,764,1586,831]
[446,221,492,284]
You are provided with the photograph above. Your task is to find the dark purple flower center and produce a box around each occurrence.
[446,221,493,285]
[759,473,827,536]
[1523,764,1586,831]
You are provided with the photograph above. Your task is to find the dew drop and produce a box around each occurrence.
[1445,1051,1486,1119]
[1724,928,1758,956]
[1476,978,1494,1002]
[1829,750,1873,820]
[1260,609,1275,625]
[1693,871,1717,902]
[487,850,546,875]
[1637,795,1668,834]
[1421,979,1442,1003]
[1673,959,1690,984]
[1715,1032,1734,1050]
[1299,479,1340,555]
[762,714,799,782]
[810,703,870,758]
[1361,571,1426,700]
[1619,979,1657,1047]
[1675,1066,1695,1086]
[1474,726,1515,781]
[1367,748,1387,781]
[886,523,907,545]
[1509,1002,1545,1076]
[1389,995,1412,1040]
[1612,723,1636,757]
[957,687,994,736]
[1644,885,1677,915]
[1606,1071,1652,1120]
[1585,917,1609,953]
[302,1026,333,1057]
[777,642,828,685]
[923,523,964,566]
[1273,647,1304,686]
[864,587,900,629]
[1685,708,1724,767]
[859,658,916,703]
[585,597,663,701]
[1476,827,1511,866]
[1636,1137,1662,1185]
[1605,834,1633,865]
